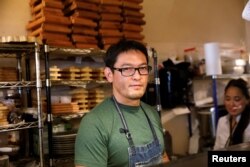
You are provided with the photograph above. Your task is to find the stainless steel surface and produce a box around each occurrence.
[221,141,250,151]
[35,42,44,167]
[151,152,208,167]
[156,142,250,167]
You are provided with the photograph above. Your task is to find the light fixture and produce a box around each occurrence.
[242,0,250,21]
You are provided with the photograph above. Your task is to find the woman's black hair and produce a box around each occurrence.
[225,78,250,99]
[225,78,250,145]
[103,39,149,68]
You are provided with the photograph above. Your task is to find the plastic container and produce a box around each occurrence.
[51,96,60,104]
[222,58,246,74]
[60,96,72,103]
[184,47,199,66]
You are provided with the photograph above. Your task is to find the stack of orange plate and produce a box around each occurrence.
[0,103,9,126]
[27,0,73,48]
[98,0,123,50]
[121,0,145,43]
[71,88,105,113]
[64,0,99,49]
[0,67,17,81]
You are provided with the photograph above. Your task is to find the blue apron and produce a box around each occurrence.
[113,97,162,167]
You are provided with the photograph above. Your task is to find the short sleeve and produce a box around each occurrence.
[75,114,108,167]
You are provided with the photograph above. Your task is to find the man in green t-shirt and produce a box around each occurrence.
[75,39,168,167]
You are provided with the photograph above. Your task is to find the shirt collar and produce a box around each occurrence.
[226,114,241,123]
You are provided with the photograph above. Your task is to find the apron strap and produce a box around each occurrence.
[141,105,159,144]
[112,96,160,154]
[112,96,136,154]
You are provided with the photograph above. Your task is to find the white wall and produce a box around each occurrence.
[0,0,30,36]
[0,1,246,46]
[142,0,246,61]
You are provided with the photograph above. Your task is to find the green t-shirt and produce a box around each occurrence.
[75,97,165,167]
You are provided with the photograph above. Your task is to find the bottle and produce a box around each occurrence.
[184,47,199,69]
[240,49,249,74]
[245,52,250,74]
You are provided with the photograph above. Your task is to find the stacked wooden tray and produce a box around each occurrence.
[27,0,73,48]
[71,88,105,112]
[41,66,105,81]
[60,66,105,80]
[42,99,80,114]
[98,0,124,49]
[26,0,146,48]
[0,67,17,81]
[0,103,9,126]
[121,0,145,42]
[80,67,105,81]
[64,0,99,49]
[60,66,81,80]
[41,66,61,80]
[50,102,80,114]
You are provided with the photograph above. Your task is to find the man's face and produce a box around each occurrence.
[105,50,149,105]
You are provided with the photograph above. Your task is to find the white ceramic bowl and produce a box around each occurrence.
[60,96,72,103]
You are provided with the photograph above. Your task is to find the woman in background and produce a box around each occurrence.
[214,78,250,150]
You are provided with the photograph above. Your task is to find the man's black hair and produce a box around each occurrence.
[104,39,149,68]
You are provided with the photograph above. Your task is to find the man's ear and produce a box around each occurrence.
[104,67,113,83]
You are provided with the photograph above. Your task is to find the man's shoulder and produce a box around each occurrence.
[140,101,160,119]
[91,97,114,112]
[140,101,158,114]
[140,101,156,110]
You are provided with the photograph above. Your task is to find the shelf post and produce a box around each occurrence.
[35,42,44,167]
[151,48,162,117]
[211,75,219,137]
[24,51,32,107]
[44,44,54,167]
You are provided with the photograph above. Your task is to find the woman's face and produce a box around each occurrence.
[224,86,249,116]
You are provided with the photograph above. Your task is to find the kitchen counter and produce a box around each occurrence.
[154,142,250,167]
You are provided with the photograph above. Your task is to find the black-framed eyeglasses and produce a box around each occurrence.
[112,65,152,77]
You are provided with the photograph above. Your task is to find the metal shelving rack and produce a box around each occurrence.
[43,45,106,167]
[0,42,44,167]
[0,122,38,132]
[0,81,36,88]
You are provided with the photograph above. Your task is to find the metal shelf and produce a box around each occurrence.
[0,41,44,167]
[0,121,38,133]
[212,74,250,79]
[0,43,37,54]
[193,74,250,80]
[53,112,86,120]
[46,46,105,60]
[0,81,36,88]
[43,45,107,167]
[49,80,107,88]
